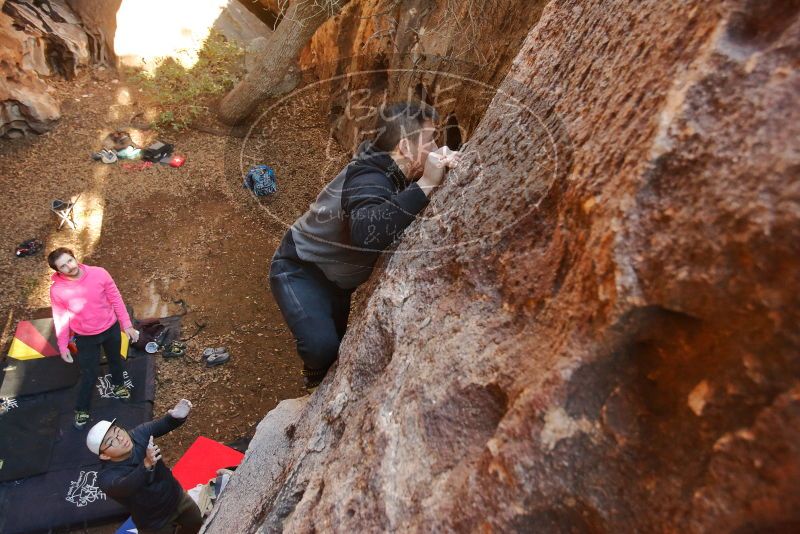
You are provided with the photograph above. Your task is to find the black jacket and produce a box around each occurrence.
[341,144,429,251]
[97,415,185,530]
[279,142,429,288]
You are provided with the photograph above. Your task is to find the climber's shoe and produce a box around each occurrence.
[73,410,90,429]
[162,342,186,359]
[113,385,131,400]
[301,365,327,393]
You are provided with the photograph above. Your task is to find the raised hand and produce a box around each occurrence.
[168,398,192,419]
[144,436,161,469]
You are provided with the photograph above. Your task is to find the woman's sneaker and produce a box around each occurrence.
[113,385,131,400]
[74,410,90,429]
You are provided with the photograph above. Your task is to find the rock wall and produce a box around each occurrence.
[0,1,58,137]
[66,0,121,65]
[0,0,98,137]
[207,0,800,531]
[295,0,547,151]
[212,0,272,46]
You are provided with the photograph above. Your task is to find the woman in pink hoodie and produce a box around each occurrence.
[48,247,140,429]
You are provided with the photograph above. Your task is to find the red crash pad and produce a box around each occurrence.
[171,436,244,490]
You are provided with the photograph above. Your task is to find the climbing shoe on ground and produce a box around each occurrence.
[113,385,131,400]
[202,347,227,361]
[163,342,186,359]
[95,149,117,164]
[74,410,90,429]
[301,366,327,392]
[205,350,230,367]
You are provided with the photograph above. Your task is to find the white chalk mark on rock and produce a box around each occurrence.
[540,407,595,451]
[688,379,711,416]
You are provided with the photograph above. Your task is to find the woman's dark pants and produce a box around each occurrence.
[74,322,126,411]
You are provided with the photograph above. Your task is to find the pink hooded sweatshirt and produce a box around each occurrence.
[49,264,133,353]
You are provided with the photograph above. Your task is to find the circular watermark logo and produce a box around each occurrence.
[227,59,572,264]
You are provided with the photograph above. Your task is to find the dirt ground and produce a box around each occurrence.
[0,67,350,529]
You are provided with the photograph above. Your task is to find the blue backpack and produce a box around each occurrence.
[243,165,277,196]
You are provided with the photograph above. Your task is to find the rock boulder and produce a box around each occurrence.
[0,0,98,137]
[0,3,59,138]
[297,0,548,151]
[207,0,799,531]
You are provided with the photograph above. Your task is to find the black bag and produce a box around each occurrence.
[142,141,174,162]
[131,320,166,350]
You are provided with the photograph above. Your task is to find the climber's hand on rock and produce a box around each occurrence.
[418,147,462,196]
[60,349,73,363]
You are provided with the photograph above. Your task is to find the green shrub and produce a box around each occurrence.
[128,30,245,132]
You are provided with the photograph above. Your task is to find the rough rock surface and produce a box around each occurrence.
[207,0,799,532]
[67,0,121,65]
[201,398,308,533]
[0,0,97,137]
[2,0,93,77]
[213,0,273,46]
[296,0,547,151]
[0,2,59,137]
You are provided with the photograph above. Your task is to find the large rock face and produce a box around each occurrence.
[207,0,799,532]
[297,0,547,151]
[0,0,99,137]
[66,0,121,65]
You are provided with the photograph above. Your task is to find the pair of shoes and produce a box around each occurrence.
[203,347,230,367]
[301,366,327,392]
[15,238,43,257]
[91,149,118,164]
[74,410,90,429]
[113,385,131,400]
[163,341,186,359]
[202,347,226,359]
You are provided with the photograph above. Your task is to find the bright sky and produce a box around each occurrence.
[114,0,231,70]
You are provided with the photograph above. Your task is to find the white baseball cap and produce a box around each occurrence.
[86,418,116,455]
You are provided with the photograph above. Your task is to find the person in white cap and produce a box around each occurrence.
[86,399,202,533]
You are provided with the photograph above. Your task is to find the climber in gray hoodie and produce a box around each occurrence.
[270,101,461,390]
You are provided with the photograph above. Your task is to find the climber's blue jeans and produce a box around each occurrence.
[269,257,352,371]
